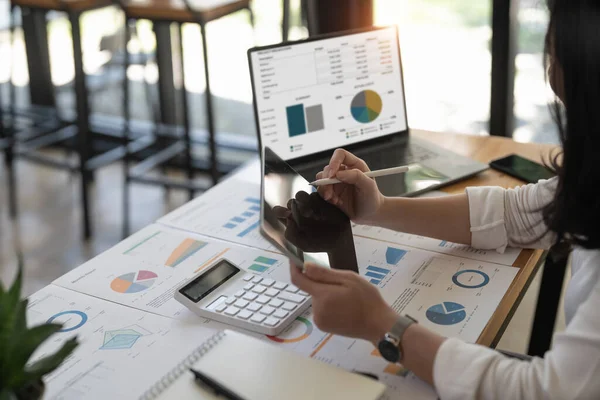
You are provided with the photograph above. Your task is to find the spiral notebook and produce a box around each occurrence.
[140,330,386,400]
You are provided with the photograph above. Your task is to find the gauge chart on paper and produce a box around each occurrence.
[351,90,383,123]
[111,271,157,294]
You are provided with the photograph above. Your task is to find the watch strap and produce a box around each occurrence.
[390,314,418,341]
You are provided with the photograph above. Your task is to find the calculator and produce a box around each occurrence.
[174,258,311,335]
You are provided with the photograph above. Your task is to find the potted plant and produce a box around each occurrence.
[0,259,78,400]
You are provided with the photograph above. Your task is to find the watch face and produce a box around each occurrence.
[378,340,400,363]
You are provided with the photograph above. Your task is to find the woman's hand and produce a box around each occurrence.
[290,263,398,344]
[316,149,385,224]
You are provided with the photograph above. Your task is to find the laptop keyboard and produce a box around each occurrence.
[299,143,437,181]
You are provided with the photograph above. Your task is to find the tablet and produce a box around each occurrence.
[260,147,359,272]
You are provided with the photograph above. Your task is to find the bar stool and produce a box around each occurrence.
[118,0,253,236]
[7,0,121,239]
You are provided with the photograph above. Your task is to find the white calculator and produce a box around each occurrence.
[174,258,311,335]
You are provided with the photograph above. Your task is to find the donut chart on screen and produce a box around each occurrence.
[111,270,157,294]
[351,90,383,123]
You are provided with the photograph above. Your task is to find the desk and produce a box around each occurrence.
[412,129,557,347]
[24,130,558,398]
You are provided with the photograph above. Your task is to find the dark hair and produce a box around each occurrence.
[542,0,600,249]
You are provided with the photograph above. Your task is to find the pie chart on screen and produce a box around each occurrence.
[111,270,157,294]
[351,90,383,123]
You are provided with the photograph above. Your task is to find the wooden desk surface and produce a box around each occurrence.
[413,129,558,347]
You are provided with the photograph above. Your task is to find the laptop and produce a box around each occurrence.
[247,26,487,196]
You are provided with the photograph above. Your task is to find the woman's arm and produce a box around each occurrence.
[317,149,558,251]
[292,262,600,400]
[366,194,472,246]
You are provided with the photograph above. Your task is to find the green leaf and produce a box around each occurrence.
[7,263,23,309]
[0,389,17,400]
[13,337,78,387]
[4,323,63,386]
[0,298,27,387]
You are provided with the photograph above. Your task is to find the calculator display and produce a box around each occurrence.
[180,260,240,303]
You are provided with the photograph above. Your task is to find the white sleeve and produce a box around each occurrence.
[433,272,600,400]
[466,178,558,252]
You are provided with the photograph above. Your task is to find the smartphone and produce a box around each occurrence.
[489,154,555,183]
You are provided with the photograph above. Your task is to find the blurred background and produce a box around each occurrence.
[0,0,555,305]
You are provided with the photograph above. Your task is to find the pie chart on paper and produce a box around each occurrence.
[426,302,467,326]
[351,90,383,123]
[111,270,158,294]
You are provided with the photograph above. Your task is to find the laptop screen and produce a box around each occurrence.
[249,26,408,161]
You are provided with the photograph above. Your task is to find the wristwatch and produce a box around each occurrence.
[377,315,418,363]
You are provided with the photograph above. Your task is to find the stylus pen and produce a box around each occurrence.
[309,165,410,186]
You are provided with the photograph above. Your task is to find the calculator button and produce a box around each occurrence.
[243,292,258,301]
[273,282,288,290]
[224,306,240,316]
[247,303,261,312]
[237,310,253,320]
[261,278,275,287]
[269,299,284,308]
[260,306,276,315]
[224,297,236,305]
[264,317,280,326]
[252,285,267,294]
[285,285,299,293]
[298,290,309,296]
[251,314,266,323]
[273,309,288,319]
[256,295,271,304]
[234,290,245,298]
[252,276,263,284]
[282,302,297,311]
[234,299,249,309]
[278,293,304,303]
[265,288,280,297]
[243,274,254,282]
[243,283,254,291]
[215,303,228,312]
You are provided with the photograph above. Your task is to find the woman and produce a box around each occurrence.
[290,0,600,398]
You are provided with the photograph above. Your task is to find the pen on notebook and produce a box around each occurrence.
[309,165,410,187]
[190,368,247,400]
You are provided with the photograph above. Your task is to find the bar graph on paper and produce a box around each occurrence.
[359,244,409,287]
[222,197,262,239]
[157,180,278,252]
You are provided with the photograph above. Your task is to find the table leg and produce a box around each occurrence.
[178,23,194,200]
[153,22,177,126]
[122,17,131,239]
[21,8,55,107]
[200,23,218,187]
[282,0,290,42]
[69,12,92,240]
